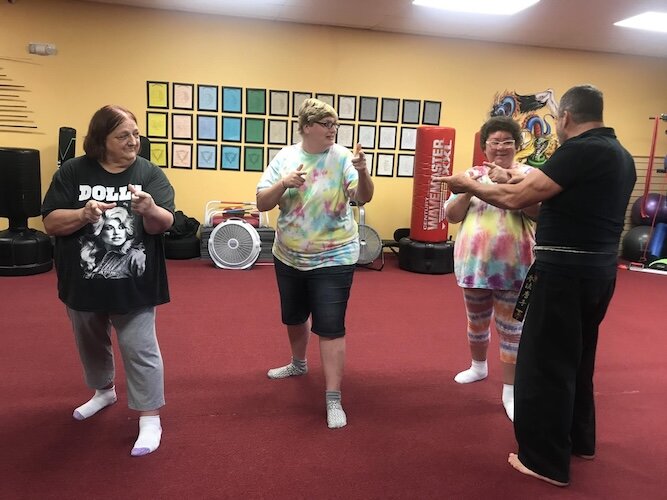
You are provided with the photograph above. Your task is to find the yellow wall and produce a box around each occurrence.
[2,0,667,238]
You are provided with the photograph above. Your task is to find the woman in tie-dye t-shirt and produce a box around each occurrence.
[256,98,374,430]
[444,116,539,422]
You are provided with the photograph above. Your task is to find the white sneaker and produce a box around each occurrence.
[326,400,347,429]
[267,363,307,379]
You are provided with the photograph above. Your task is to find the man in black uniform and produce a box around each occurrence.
[437,84,636,486]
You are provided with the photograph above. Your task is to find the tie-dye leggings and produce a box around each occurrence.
[462,288,523,364]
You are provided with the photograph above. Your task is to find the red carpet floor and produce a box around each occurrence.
[0,256,665,499]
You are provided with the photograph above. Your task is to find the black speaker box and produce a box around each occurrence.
[398,238,454,274]
[139,135,151,160]
[58,126,76,167]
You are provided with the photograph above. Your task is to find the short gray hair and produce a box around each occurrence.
[298,98,338,134]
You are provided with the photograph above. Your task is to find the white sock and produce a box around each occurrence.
[454,360,488,384]
[503,384,514,422]
[267,358,308,379]
[326,399,347,429]
[72,387,117,420]
[131,415,162,457]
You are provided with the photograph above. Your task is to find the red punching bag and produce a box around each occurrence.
[409,126,456,243]
[472,131,486,167]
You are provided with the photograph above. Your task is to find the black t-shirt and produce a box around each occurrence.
[42,155,175,313]
[536,127,636,268]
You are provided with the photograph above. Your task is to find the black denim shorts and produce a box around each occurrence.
[273,257,355,338]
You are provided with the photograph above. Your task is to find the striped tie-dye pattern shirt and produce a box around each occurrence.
[445,164,536,290]
[257,143,360,270]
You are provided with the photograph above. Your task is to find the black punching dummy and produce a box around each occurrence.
[0,148,53,275]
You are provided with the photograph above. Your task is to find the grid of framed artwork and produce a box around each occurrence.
[146,81,441,176]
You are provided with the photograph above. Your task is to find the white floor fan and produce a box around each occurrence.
[355,202,384,270]
[208,218,261,270]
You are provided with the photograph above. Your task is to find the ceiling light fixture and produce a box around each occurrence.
[412,0,540,16]
[614,11,667,33]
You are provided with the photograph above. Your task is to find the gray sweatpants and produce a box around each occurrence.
[66,306,165,411]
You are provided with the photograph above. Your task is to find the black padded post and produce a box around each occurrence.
[0,147,42,230]
[0,147,53,275]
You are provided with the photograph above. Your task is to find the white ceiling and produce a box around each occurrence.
[82,0,667,59]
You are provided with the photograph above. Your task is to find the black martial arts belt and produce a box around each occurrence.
[512,261,536,322]
[512,246,617,321]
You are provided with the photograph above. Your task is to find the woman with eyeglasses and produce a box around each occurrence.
[42,105,175,456]
[256,98,374,428]
[443,115,539,421]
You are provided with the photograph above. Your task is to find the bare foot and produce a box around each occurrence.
[508,453,569,487]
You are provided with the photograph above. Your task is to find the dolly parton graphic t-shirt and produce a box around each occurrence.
[42,156,175,313]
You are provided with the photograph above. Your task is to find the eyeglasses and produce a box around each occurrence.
[485,139,515,148]
[114,131,140,143]
[315,121,340,130]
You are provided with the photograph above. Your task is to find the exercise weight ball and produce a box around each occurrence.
[630,193,667,225]
[621,226,652,262]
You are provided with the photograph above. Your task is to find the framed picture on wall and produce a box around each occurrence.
[364,152,374,176]
[337,95,356,120]
[146,111,168,139]
[381,98,400,123]
[269,90,289,116]
[291,121,302,145]
[378,126,397,149]
[172,143,192,169]
[222,116,242,142]
[268,119,288,145]
[377,153,395,177]
[197,115,217,141]
[244,146,264,172]
[196,144,217,170]
[268,147,282,164]
[246,88,266,115]
[292,92,312,117]
[422,100,442,125]
[150,142,168,168]
[402,99,421,124]
[316,93,335,107]
[221,145,241,171]
[222,86,242,113]
[336,124,354,149]
[245,118,265,144]
[358,124,376,150]
[397,154,415,177]
[171,113,193,140]
[197,85,218,112]
[173,83,194,110]
[359,96,378,122]
[147,81,169,109]
[400,127,417,151]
